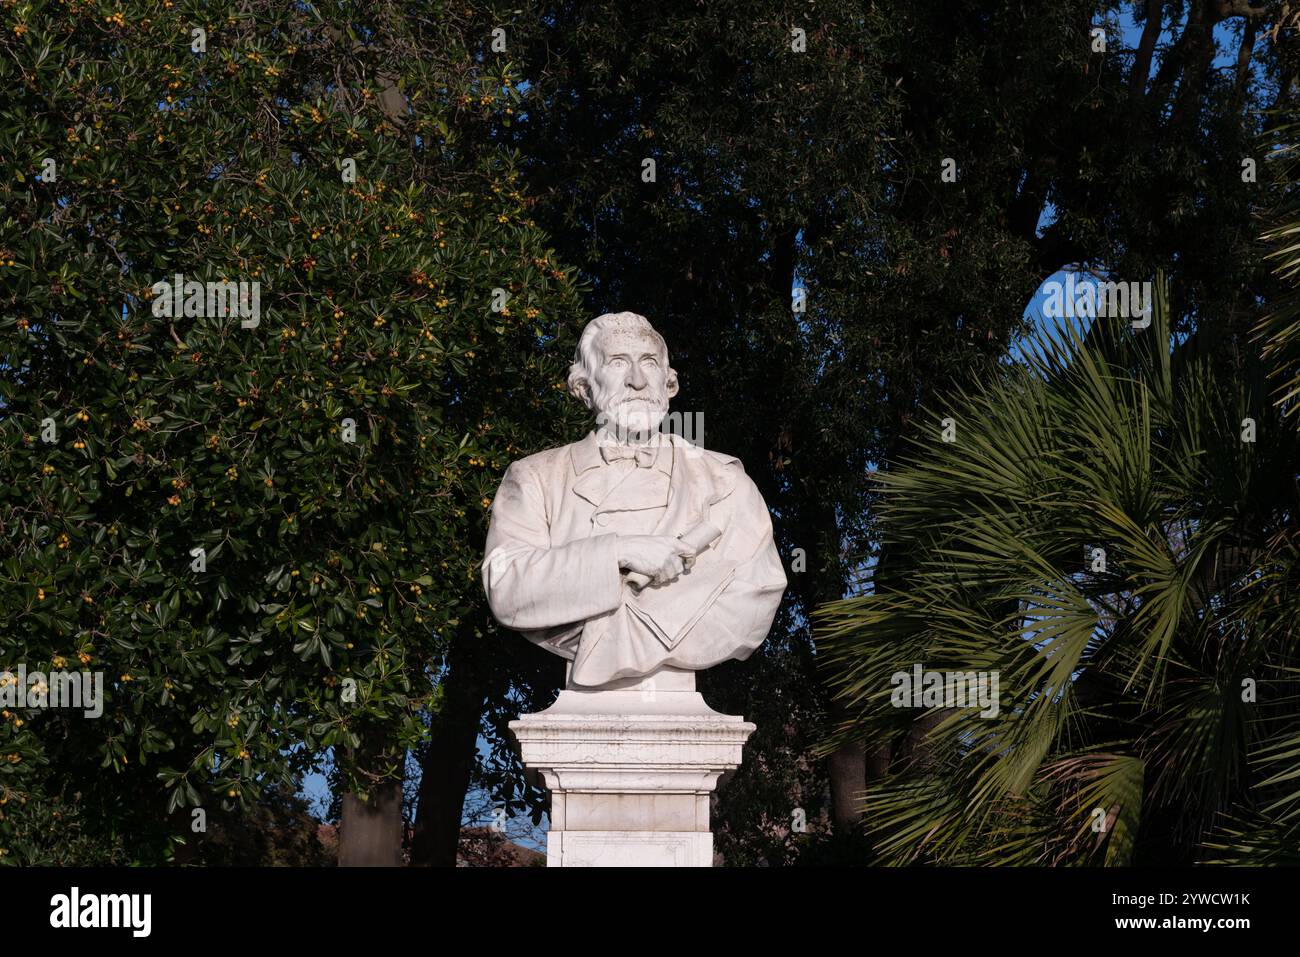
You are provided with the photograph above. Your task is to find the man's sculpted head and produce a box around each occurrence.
[568,312,679,438]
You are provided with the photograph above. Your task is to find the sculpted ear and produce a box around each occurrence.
[665,368,680,399]
[569,376,592,407]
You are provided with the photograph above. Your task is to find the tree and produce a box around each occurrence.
[816,277,1300,865]
[0,0,584,865]
[451,0,1295,862]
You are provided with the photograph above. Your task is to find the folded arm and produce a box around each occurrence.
[482,462,625,631]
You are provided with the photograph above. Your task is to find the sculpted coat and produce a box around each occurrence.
[482,430,787,687]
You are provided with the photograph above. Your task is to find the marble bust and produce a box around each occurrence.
[481,311,787,688]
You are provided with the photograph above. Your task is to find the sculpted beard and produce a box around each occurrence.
[595,384,670,437]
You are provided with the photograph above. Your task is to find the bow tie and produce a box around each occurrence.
[600,443,656,468]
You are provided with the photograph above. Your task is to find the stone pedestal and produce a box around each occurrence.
[508,667,754,867]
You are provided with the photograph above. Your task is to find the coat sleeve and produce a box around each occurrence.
[481,460,624,632]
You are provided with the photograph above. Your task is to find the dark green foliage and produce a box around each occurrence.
[0,0,585,863]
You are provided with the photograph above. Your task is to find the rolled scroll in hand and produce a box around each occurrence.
[625,521,722,591]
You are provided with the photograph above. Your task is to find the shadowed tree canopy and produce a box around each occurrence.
[456,0,1298,863]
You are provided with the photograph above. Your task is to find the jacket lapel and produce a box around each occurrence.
[570,431,674,512]
[570,432,608,508]
[652,434,740,535]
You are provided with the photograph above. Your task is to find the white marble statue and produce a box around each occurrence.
[482,311,787,688]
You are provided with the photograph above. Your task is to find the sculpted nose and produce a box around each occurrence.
[626,362,647,390]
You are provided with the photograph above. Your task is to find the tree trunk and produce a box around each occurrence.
[410,621,492,867]
[1234,18,1258,103]
[828,743,867,828]
[781,489,869,835]
[339,778,403,867]
[1130,0,1165,97]
[1170,2,1218,129]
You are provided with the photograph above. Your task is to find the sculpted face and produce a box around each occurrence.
[588,323,677,437]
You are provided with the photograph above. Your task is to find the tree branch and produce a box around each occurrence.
[1215,0,1277,19]
[1235,17,1259,101]
[1131,0,1165,97]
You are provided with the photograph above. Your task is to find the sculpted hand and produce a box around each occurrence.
[616,535,695,586]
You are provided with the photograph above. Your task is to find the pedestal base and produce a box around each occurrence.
[547,830,712,867]
[509,668,754,867]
